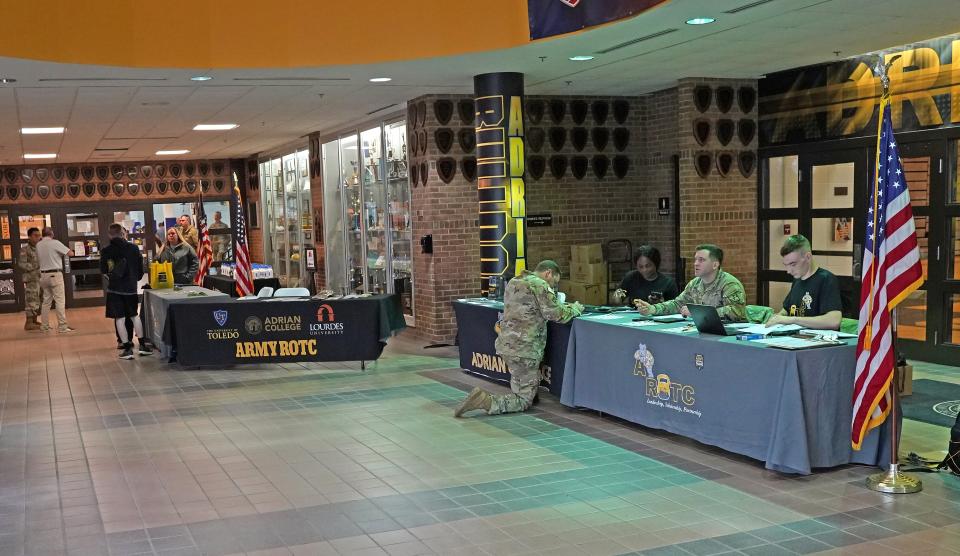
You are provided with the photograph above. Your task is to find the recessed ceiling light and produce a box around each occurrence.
[685,17,716,25]
[156,149,190,155]
[21,127,65,134]
[190,75,212,82]
[569,55,595,61]
[369,77,392,83]
[23,153,57,159]
[0,78,16,84]
[193,124,238,131]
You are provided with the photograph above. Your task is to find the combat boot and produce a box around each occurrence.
[454,387,492,417]
[24,316,40,331]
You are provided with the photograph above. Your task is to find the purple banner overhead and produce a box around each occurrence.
[528,0,667,40]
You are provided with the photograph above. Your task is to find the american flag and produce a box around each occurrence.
[232,176,254,297]
[852,96,924,450]
[194,191,214,285]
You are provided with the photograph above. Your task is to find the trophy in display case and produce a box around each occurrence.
[347,161,360,186]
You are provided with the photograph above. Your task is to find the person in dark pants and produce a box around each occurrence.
[101,224,151,359]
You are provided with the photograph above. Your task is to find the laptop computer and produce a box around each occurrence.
[687,304,743,336]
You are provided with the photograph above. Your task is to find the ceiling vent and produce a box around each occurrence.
[39,77,167,82]
[366,103,398,116]
[595,28,678,54]
[232,77,350,82]
[724,0,778,14]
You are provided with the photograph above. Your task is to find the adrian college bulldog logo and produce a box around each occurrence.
[213,309,228,327]
[559,0,581,6]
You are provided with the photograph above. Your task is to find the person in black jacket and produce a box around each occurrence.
[101,223,150,359]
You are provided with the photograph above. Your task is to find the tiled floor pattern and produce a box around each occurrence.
[0,308,958,556]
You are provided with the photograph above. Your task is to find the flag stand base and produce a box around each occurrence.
[866,463,922,494]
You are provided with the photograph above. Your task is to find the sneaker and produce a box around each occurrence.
[119,347,134,360]
[41,324,51,332]
[58,326,75,333]
[137,344,152,356]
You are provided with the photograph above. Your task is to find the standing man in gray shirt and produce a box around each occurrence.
[36,227,75,332]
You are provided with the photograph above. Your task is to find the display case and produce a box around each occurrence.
[322,117,414,320]
[259,147,313,287]
[0,210,16,312]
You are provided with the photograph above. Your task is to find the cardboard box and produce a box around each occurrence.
[560,280,606,305]
[897,365,913,396]
[571,243,603,264]
[571,261,607,284]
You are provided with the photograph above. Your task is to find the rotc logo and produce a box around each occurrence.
[633,343,655,378]
[695,354,704,371]
[213,309,228,327]
[802,291,813,311]
[245,316,263,336]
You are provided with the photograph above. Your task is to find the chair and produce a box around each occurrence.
[273,287,310,298]
[257,287,274,298]
[604,239,633,304]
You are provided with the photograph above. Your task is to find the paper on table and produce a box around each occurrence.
[735,323,804,335]
[652,314,687,322]
[800,328,857,338]
[661,325,698,334]
[752,336,840,349]
[625,320,658,327]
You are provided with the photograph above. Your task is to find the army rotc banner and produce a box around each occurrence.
[527,0,669,40]
[475,72,527,294]
[760,34,960,146]
[167,297,390,366]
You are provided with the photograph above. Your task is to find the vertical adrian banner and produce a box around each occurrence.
[474,72,526,294]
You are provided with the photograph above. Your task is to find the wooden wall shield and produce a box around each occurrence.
[435,128,454,154]
[171,164,182,178]
[22,184,34,199]
[113,182,125,196]
[111,166,124,180]
[693,85,712,113]
[571,156,588,180]
[214,180,224,192]
[737,119,756,146]
[613,155,630,179]
[418,162,428,186]
[69,183,81,198]
[527,156,545,180]
[53,184,65,198]
[52,167,64,181]
[141,165,153,178]
[409,131,418,157]
[457,128,476,153]
[417,130,427,156]
[155,165,167,178]
[185,163,196,176]
[695,152,712,178]
[738,151,756,177]
[171,181,182,193]
[716,152,733,177]
[143,182,154,195]
[437,157,456,184]
[416,101,427,128]
[591,101,609,125]
[693,119,711,146]
[213,162,224,176]
[570,100,588,125]
[37,183,52,198]
[128,182,140,196]
[548,127,566,151]
[526,99,544,124]
[201,180,209,193]
[613,128,630,151]
[461,157,477,182]
[571,127,588,152]
[737,86,756,114]
[613,99,630,124]
[407,104,417,128]
[127,166,138,179]
[3,168,16,184]
[434,99,454,126]
[82,183,95,197]
[591,127,609,151]
[157,181,168,194]
[592,155,609,179]
[549,99,566,124]
[409,164,419,187]
[36,168,48,182]
[185,180,197,193]
[21,169,34,183]
[716,86,734,113]
[7,187,18,200]
[527,128,545,152]
[67,167,80,181]
[549,156,567,179]
[458,99,475,125]
[98,182,110,197]
[716,119,735,146]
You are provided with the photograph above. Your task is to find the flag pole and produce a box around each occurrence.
[865,55,920,494]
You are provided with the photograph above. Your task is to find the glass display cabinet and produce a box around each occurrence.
[0,210,16,313]
[322,117,414,321]
[259,147,313,287]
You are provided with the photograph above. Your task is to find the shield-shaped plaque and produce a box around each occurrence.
[738,119,756,146]
[548,127,566,152]
[613,99,630,124]
[0,186,4,199]
[461,157,477,182]
[185,180,196,193]
[613,128,630,152]
[435,128,454,154]
[458,99,475,125]
[592,155,609,179]
[22,184,34,199]
[591,101,609,125]
[199,162,210,176]
[68,183,81,198]
[143,182,153,194]
[570,100,588,125]
[4,168,16,184]
[549,99,566,124]
[98,182,110,197]
[418,161,428,186]
[201,180,209,193]
[693,119,711,146]
[457,129,475,153]
[66,167,79,181]
[716,86,734,113]
[407,104,417,128]
[738,86,756,114]
[113,182,125,196]
[83,183,95,197]
[527,156,545,180]
[36,168,48,182]
[37,184,50,199]
[52,167,64,181]
[96,166,109,181]
[716,152,734,177]
[128,182,139,196]
[171,164,182,178]
[409,132,418,157]
[157,181,168,194]
[171,180,182,193]
[613,155,630,179]
[417,130,427,156]
[527,128,545,153]
[695,152,712,178]
[215,179,224,192]
[111,166,123,180]
[141,165,152,178]
[434,99,454,126]
[717,119,735,146]
[21,168,34,183]
[7,187,18,200]
[155,164,166,178]
[185,163,196,176]
[409,164,419,187]
[549,156,567,179]
[416,101,427,128]
[437,158,456,184]
[571,156,588,180]
[526,100,544,124]
[739,151,756,178]
[213,162,224,176]
[693,85,712,113]
[82,166,95,181]
[126,166,138,179]
[571,128,587,152]
[53,184,65,198]
[591,127,609,151]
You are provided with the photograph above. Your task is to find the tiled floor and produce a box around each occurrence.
[0,308,958,556]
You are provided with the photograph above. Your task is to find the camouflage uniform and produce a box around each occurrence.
[489,271,581,414]
[17,243,41,318]
[649,270,747,322]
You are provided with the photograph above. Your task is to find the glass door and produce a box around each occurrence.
[340,132,364,293]
[385,120,414,319]
[322,139,347,293]
[297,148,312,287]
[361,126,388,293]
[282,153,302,287]
[0,210,17,313]
[64,210,105,306]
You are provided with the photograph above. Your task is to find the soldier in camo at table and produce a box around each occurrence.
[635,243,747,322]
[17,227,42,331]
[455,260,583,417]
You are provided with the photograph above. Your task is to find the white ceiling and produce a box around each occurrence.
[0,0,956,164]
